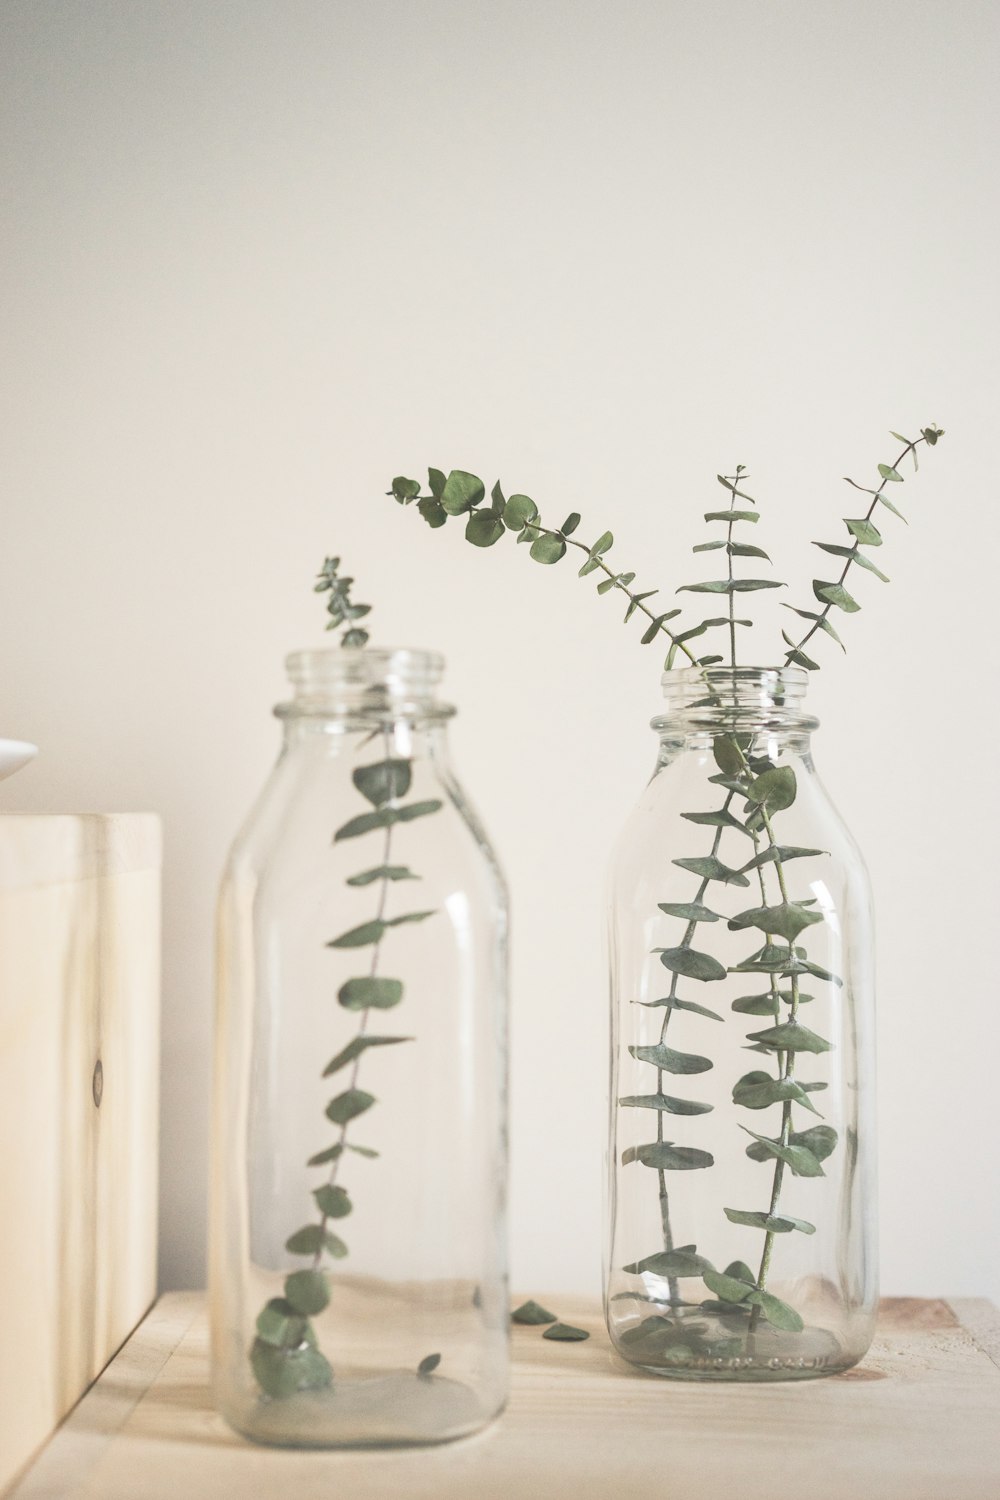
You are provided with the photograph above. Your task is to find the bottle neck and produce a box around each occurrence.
[652,666,819,755]
[275,647,456,734]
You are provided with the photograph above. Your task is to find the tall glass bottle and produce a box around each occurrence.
[211,648,508,1445]
[607,666,876,1381]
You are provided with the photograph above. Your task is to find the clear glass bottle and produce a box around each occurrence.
[211,648,508,1445]
[606,666,876,1381]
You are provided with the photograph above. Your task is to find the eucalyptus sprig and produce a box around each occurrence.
[386,426,944,1363]
[388,471,698,668]
[249,564,444,1399]
[314,555,373,646]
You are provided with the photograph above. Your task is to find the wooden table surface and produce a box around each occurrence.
[7,1293,1000,1500]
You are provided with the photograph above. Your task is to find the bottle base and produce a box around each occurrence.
[612,1305,867,1382]
[220,1368,503,1449]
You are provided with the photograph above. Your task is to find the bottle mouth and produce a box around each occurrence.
[653,664,819,732]
[276,647,453,720]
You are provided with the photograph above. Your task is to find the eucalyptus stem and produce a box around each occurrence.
[310,738,395,1272]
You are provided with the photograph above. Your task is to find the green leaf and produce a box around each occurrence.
[640,612,681,644]
[465,511,505,547]
[747,765,797,812]
[307,1144,343,1166]
[657,901,723,923]
[814,580,861,613]
[622,1142,715,1170]
[746,1289,804,1332]
[502,494,539,531]
[724,1208,816,1236]
[877,463,903,482]
[739,845,824,872]
[542,1323,590,1342]
[417,496,447,528]
[742,1128,825,1176]
[578,556,601,577]
[745,1021,832,1054]
[845,518,882,547]
[283,1270,330,1316]
[624,1248,713,1277]
[326,1089,376,1125]
[922,425,943,445]
[396,800,444,824]
[346,865,419,887]
[255,1297,310,1348]
[345,1141,379,1158]
[681,808,746,831]
[251,1338,332,1397]
[619,1093,714,1114]
[677,579,784,594]
[512,1300,557,1325]
[327,910,433,949]
[852,551,890,582]
[786,648,821,670]
[596,578,616,595]
[728,542,771,560]
[672,856,750,886]
[327,920,387,949]
[314,1184,351,1220]
[352,759,412,808]
[530,533,567,565]
[692,540,726,553]
[334,802,443,842]
[704,510,759,524]
[657,946,728,982]
[337,976,404,1011]
[490,480,505,513]
[713,734,750,776]
[440,469,485,515]
[702,1268,753,1303]
[391,476,421,501]
[333,808,395,841]
[428,467,447,500]
[417,1352,441,1376]
[731,993,780,1016]
[877,491,907,521]
[629,1043,712,1074]
[732,1070,823,1114]
[728,902,824,943]
[285,1224,349,1257]
[722,1260,755,1284]
[787,1124,838,1161]
[323,1033,411,1073]
[561,512,581,535]
[780,605,845,651]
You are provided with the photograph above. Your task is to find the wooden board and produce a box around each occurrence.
[8,1293,1000,1499]
[0,815,161,1495]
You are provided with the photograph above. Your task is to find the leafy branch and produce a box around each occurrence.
[388,470,700,668]
[249,564,443,1399]
[782,425,944,668]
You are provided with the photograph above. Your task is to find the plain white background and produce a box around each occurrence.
[1,0,997,1302]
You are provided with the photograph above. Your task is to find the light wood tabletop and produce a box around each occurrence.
[7,1293,1000,1500]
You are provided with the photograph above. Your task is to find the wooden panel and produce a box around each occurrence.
[9,1292,1000,1499]
[0,815,160,1495]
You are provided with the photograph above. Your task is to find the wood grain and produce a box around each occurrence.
[8,1292,1000,1500]
[0,815,161,1495]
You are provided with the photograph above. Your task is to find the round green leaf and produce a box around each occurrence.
[529,533,566,564]
[440,469,485,515]
[284,1270,330,1316]
[502,493,538,531]
[465,511,505,547]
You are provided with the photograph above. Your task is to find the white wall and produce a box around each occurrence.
[1,0,997,1302]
